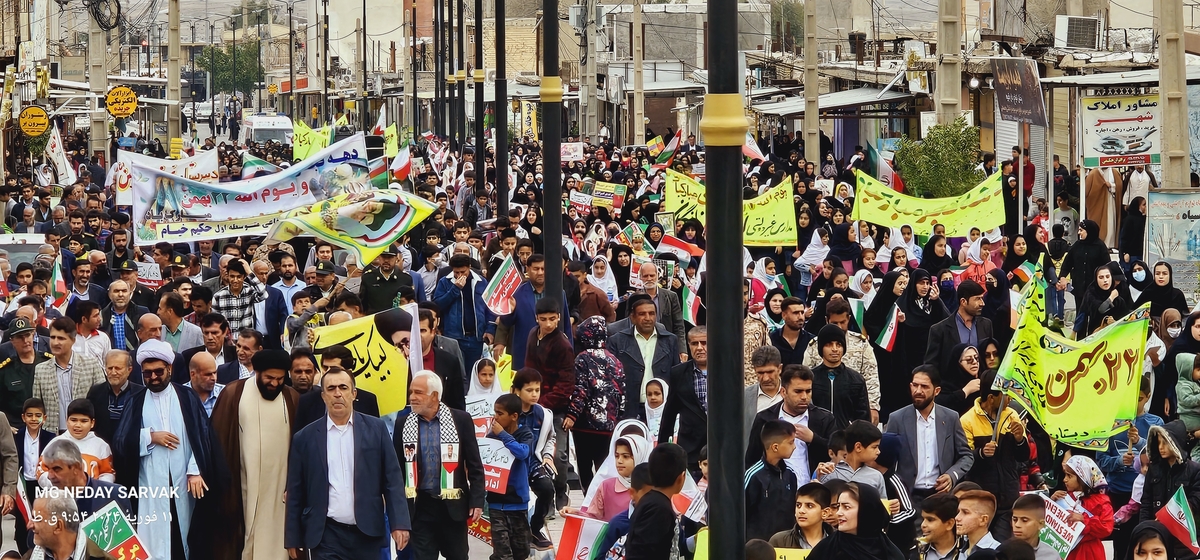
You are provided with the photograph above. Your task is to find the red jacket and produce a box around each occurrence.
[1066,492,1113,560]
[525,326,576,412]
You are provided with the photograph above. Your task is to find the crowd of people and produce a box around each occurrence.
[0,120,1190,560]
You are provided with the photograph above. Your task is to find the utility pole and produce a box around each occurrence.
[434,0,442,135]
[699,0,747,556]
[456,0,465,146]
[495,0,509,216]
[447,0,455,142]
[473,0,483,151]
[411,0,418,134]
[87,3,107,157]
[359,15,368,129]
[287,1,295,117]
[542,0,563,311]
[322,0,329,122]
[803,0,818,163]
[632,0,644,144]
[580,0,598,143]
[257,9,264,112]
[210,23,216,101]
[1160,0,1189,188]
[935,0,961,124]
[168,0,181,141]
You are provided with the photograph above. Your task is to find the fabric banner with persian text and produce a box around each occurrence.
[310,304,419,416]
[263,189,437,265]
[662,170,797,245]
[129,134,369,245]
[852,170,1005,237]
[108,147,221,206]
[994,276,1148,450]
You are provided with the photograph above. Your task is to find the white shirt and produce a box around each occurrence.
[23,429,39,480]
[208,348,226,368]
[756,386,782,413]
[915,407,940,489]
[780,407,811,484]
[1125,170,1151,205]
[326,415,356,524]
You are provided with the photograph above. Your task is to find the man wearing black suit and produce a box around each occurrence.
[100,280,148,353]
[393,371,483,560]
[67,256,109,308]
[744,364,837,486]
[924,280,993,369]
[286,367,411,558]
[416,309,466,411]
[658,327,710,476]
[251,260,289,349]
[175,313,238,384]
[296,346,381,427]
[86,349,146,445]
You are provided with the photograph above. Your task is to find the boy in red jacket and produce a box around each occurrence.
[523,296,576,509]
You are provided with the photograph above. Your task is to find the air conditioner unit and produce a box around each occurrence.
[485,69,498,82]
[569,5,585,28]
[1054,15,1100,49]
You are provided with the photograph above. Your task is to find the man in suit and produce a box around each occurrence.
[884,365,974,513]
[67,255,109,308]
[743,345,783,439]
[101,280,148,353]
[636,263,687,357]
[32,317,105,433]
[394,371,482,560]
[415,308,466,410]
[296,345,380,427]
[658,326,710,476]
[286,367,411,558]
[86,349,146,445]
[606,294,681,420]
[924,280,992,369]
[745,364,837,486]
[215,329,262,385]
[176,313,238,384]
[251,260,289,349]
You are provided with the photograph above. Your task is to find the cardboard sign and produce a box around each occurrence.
[466,396,493,438]
[561,142,585,161]
[1039,493,1085,559]
[135,262,163,289]
[467,516,492,545]
[477,438,515,494]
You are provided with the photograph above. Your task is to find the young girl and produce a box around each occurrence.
[1052,455,1114,560]
[466,358,501,404]
[644,379,676,442]
[577,420,651,512]
[565,434,649,522]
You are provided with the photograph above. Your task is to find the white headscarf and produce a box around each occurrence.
[854,221,875,250]
[965,237,985,266]
[466,358,501,403]
[588,256,619,301]
[644,379,671,442]
[751,258,780,291]
[852,268,877,309]
[797,229,830,267]
[582,419,651,510]
[836,182,856,203]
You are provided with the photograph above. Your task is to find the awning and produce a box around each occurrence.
[623,80,706,98]
[1038,66,1200,88]
[751,87,913,117]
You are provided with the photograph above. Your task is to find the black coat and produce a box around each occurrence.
[176,345,238,384]
[393,407,485,522]
[425,346,467,411]
[745,401,837,473]
[101,303,148,353]
[295,387,381,428]
[809,363,871,427]
[658,360,708,464]
[923,314,994,369]
[86,381,146,445]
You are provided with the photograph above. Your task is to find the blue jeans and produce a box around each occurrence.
[457,337,484,374]
[1048,286,1065,320]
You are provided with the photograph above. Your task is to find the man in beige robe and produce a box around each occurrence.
[1085,166,1117,247]
[210,348,301,560]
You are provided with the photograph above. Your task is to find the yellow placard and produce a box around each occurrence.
[495,353,514,393]
[384,123,399,158]
[664,169,707,224]
[311,307,414,415]
[105,86,138,118]
[662,169,796,246]
[777,549,811,560]
[18,106,48,137]
[850,170,1005,238]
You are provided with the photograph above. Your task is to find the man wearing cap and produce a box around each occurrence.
[306,259,342,301]
[0,318,51,425]
[68,255,108,307]
[212,258,268,333]
[168,253,190,279]
[210,348,300,560]
[116,260,157,310]
[112,339,221,560]
[359,246,414,314]
[32,317,105,433]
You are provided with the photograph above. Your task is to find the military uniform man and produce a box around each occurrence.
[0,318,51,425]
[358,245,414,314]
[115,260,157,310]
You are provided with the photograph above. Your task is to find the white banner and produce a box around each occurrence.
[1080,94,1162,168]
[44,127,78,186]
[108,149,221,206]
[129,135,370,245]
[477,438,515,495]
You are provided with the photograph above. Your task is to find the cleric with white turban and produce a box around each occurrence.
[136,339,176,368]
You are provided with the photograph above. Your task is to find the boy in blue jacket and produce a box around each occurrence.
[488,393,535,560]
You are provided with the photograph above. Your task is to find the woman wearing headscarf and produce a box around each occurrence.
[608,244,636,300]
[1059,219,1112,297]
[519,204,545,254]
[758,287,789,333]
[936,344,983,415]
[893,268,949,409]
[852,269,878,310]
[865,271,910,416]
[1079,264,1132,336]
[679,219,705,250]
[808,483,905,560]
[917,234,956,275]
[983,269,1015,349]
[1158,311,1200,419]
[1123,521,1179,560]
[827,223,862,273]
[1128,259,1153,294]
[961,237,998,286]
[1119,196,1148,267]
[806,269,851,335]
[644,222,665,252]
[569,316,627,493]
[749,257,783,309]
[821,153,839,179]
[1001,234,1030,274]
[795,229,831,301]
[884,246,912,274]
[854,221,875,251]
[1136,262,1190,320]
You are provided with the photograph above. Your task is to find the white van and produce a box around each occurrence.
[243,113,294,145]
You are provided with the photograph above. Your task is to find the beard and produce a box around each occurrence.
[256,376,283,400]
[281,270,294,280]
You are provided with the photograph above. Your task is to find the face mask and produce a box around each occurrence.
[1169,326,1183,338]
[1133,270,1146,282]
[941,280,955,290]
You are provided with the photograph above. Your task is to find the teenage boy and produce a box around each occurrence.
[915,493,961,560]
[1011,494,1059,560]
[956,489,1001,554]
[745,419,798,541]
[523,296,575,511]
[487,393,534,560]
[511,368,557,549]
[626,443,688,560]
[15,398,53,554]
[819,420,887,498]
[961,369,1028,539]
[768,482,831,549]
[39,399,114,484]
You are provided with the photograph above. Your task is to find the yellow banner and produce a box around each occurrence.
[518,101,538,140]
[384,123,399,158]
[292,120,331,161]
[850,170,1005,237]
[662,170,796,246]
[995,277,1149,450]
[311,307,415,415]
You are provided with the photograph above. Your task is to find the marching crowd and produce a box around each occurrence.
[0,124,1188,560]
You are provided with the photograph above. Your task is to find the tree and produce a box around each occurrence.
[195,40,264,99]
[771,0,804,50]
[893,115,985,198]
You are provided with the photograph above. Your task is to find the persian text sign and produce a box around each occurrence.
[477,438,515,494]
[107,147,221,206]
[311,306,413,415]
[852,170,1005,237]
[1081,94,1161,167]
[1147,191,1200,305]
[129,134,369,245]
[663,170,797,245]
[991,58,1047,126]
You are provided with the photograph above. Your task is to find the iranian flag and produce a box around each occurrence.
[241,153,280,179]
[1159,486,1200,553]
[743,130,767,161]
[370,107,387,135]
[50,257,68,309]
[1012,260,1037,286]
[655,129,683,165]
[556,514,610,560]
[656,234,704,263]
[847,297,867,328]
[367,157,389,188]
[682,285,702,325]
[874,303,900,351]
[390,140,412,182]
[482,255,523,315]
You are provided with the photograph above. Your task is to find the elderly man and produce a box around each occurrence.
[211,348,301,560]
[394,371,483,560]
[251,260,289,349]
[28,491,85,560]
[113,339,221,560]
[184,352,224,416]
[32,317,105,433]
[219,328,263,384]
[39,437,130,518]
[86,349,146,444]
[635,264,686,357]
[102,279,148,353]
[178,313,237,383]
